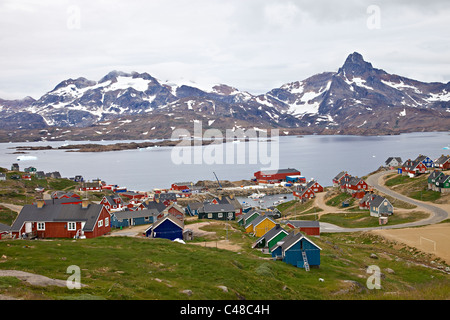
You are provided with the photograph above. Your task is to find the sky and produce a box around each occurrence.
[0,0,449,100]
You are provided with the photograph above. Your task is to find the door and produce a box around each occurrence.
[25,222,32,233]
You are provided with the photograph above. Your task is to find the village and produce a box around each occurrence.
[1,153,449,274]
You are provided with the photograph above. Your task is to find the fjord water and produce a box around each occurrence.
[0,132,448,191]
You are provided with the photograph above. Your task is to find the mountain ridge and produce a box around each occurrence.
[1,52,449,141]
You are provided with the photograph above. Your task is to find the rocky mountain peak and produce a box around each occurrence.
[338,52,374,77]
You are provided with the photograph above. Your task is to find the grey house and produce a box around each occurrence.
[385,157,402,167]
[369,195,394,217]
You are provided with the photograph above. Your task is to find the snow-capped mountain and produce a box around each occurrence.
[1,52,449,140]
[263,52,450,131]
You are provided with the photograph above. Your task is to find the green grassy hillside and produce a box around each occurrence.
[0,232,448,300]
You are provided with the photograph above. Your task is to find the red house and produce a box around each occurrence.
[10,200,111,239]
[254,168,301,183]
[79,182,102,192]
[346,177,368,194]
[359,193,377,210]
[403,159,427,177]
[435,155,450,170]
[332,171,349,187]
[121,191,147,200]
[162,203,185,222]
[305,180,324,193]
[100,195,124,212]
[286,220,320,236]
[171,182,193,191]
[293,186,315,201]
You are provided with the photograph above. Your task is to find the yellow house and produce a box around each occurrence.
[245,216,276,237]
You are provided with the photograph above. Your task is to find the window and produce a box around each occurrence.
[98,219,103,228]
[218,212,223,218]
[228,212,234,218]
[37,222,45,230]
[105,217,109,226]
[68,222,76,231]
[207,213,212,219]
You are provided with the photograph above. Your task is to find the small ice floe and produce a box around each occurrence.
[17,155,38,161]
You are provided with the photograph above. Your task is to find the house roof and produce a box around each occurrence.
[348,176,364,186]
[10,203,105,233]
[245,215,276,229]
[435,155,450,165]
[210,196,243,210]
[253,224,287,247]
[237,209,260,222]
[429,170,443,180]
[199,202,236,214]
[333,171,348,181]
[142,200,166,214]
[369,195,390,208]
[0,222,10,232]
[287,220,320,228]
[187,202,203,210]
[269,232,296,252]
[385,157,402,165]
[415,155,430,163]
[436,174,450,184]
[112,208,155,220]
[154,193,177,200]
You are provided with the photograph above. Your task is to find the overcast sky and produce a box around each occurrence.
[1,0,449,99]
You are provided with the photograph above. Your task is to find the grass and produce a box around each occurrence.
[0,233,448,300]
[319,211,429,229]
[385,175,411,187]
[384,173,442,203]
[326,193,353,207]
[0,205,18,225]
[410,189,441,202]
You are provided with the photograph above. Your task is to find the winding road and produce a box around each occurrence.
[319,170,449,233]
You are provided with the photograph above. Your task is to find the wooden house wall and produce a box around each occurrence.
[283,239,320,268]
[152,219,183,241]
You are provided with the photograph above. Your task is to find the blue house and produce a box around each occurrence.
[415,155,434,169]
[110,209,158,228]
[145,215,184,241]
[270,232,321,269]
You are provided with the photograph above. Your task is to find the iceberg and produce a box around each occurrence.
[17,155,38,161]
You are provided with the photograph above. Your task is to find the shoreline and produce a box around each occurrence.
[6,130,449,154]
[2,129,448,146]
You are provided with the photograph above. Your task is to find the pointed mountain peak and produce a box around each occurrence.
[339,52,374,77]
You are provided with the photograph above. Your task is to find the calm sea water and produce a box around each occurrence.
[0,132,448,191]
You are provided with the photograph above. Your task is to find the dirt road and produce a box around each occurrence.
[366,170,449,227]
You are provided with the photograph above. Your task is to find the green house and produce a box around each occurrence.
[435,174,450,193]
[428,170,444,191]
[237,209,260,226]
[198,203,236,220]
[24,167,37,173]
[252,224,289,253]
